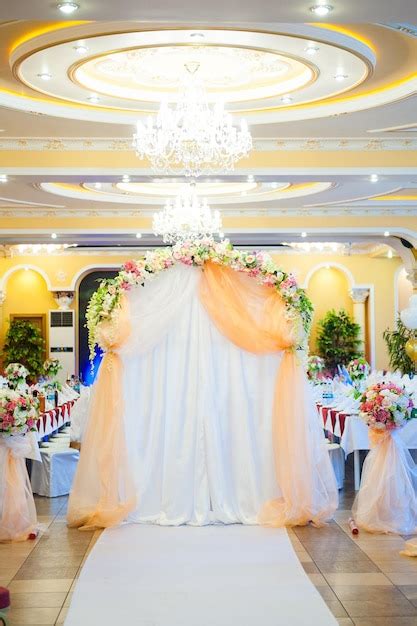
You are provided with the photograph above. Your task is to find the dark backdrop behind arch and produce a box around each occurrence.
[78,270,118,385]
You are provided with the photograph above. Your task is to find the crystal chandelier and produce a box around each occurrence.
[152,183,223,244]
[132,63,252,178]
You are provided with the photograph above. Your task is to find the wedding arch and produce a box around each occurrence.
[67,239,338,530]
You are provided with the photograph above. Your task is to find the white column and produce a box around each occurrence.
[349,287,370,349]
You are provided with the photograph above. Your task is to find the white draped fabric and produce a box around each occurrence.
[121,265,281,525]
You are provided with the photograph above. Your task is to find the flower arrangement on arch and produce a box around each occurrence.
[306,355,326,381]
[0,388,38,437]
[85,238,314,361]
[359,382,414,432]
[347,357,370,383]
[4,363,29,389]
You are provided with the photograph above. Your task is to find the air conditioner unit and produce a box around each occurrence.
[48,310,75,382]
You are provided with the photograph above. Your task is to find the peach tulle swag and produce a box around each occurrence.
[352,382,417,534]
[0,390,40,541]
[86,238,313,360]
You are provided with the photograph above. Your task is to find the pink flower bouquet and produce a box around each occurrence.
[359,382,414,432]
[0,389,38,437]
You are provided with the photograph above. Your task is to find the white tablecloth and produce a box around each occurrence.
[340,415,417,456]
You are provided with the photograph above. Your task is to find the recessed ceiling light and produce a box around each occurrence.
[334,73,348,82]
[219,232,225,239]
[370,174,379,183]
[309,4,333,15]
[247,175,255,183]
[190,32,205,40]
[301,232,307,238]
[305,44,319,55]
[270,182,280,189]
[281,95,293,104]
[37,72,52,81]
[57,1,79,13]
[51,233,58,239]
[122,175,130,182]
[87,95,100,103]
[74,44,88,54]
[0,174,8,183]
[387,248,393,259]
[135,233,142,239]
[94,182,102,189]
[384,230,390,237]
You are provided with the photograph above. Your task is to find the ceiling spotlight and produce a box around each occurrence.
[51,233,57,239]
[387,248,393,259]
[87,95,100,104]
[247,174,255,183]
[309,4,333,15]
[370,174,379,183]
[281,95,293,104]
[57,1,79,13]
[334,73,348,82]
[37,72,52,81]
[384,230,390,237]
[74,44,88,54]
[122,175,130,182]
[305,44,319,55]
[0,174,8,183]
[301,231,307,238]
[94,182,102,189]
[135,233,142,239]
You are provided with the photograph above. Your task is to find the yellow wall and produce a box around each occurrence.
[0,252,403,371]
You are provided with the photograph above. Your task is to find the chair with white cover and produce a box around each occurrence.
[31,448,79,497]
[326,442,345,489]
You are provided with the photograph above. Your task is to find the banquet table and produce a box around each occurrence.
[317,403,417,489]
[35,400,75,439]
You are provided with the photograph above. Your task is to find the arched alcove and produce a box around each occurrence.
[1,268,55,355]
[78,269,118,384]
[306,265,353,353]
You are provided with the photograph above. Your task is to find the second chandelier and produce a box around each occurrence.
[132,63,252,178]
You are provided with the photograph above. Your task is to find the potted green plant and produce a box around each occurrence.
[383,318,414,376]
[316,309,362,375]
[2,320,45,380]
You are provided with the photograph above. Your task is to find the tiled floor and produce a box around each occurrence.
[2,465,417,625]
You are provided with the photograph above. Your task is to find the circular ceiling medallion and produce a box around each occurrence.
[72,46,313,103]
[39,181,332,206]
[13,28,370,119]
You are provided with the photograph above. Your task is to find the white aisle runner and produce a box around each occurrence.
[65,524,337,626]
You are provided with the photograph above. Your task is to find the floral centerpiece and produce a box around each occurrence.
[4,362,29,390]
[347,357,370,383]
[43,358,62,380]
[0,388,38,436]
[307,355,326,381]
[86,238,313,360]
[359,382,414,432]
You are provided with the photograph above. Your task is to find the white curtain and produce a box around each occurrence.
[121,265,281,525]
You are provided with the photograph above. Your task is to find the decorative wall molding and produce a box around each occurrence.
[0,207,417,218]
[350,287,371,303]
[0,137,417,152]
